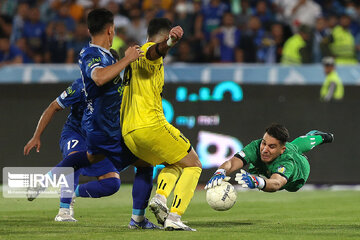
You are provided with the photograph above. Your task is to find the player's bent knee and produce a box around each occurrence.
[99,177,121,196]
[186,148,202,168]
[194,158,202,168]
[186,156,202,168]
[176,149,202,168]
[189,148,202,168]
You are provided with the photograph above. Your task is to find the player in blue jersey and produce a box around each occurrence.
[25,78,117,222]
[39,8,160,229]
[24,79,159,229]
[24,76,159,228]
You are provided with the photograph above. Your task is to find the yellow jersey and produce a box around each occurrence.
[120,42,167,135]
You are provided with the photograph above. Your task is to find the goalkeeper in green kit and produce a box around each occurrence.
[205,123,334,192]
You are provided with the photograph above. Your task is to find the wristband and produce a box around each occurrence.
[257,177,266,190]
[215,169,226,175]
[166,37,174,47]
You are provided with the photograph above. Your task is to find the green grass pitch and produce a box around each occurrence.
[1,185,360,240]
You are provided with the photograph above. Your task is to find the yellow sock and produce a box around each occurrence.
[170,166,202,216]
[156,165,182,198]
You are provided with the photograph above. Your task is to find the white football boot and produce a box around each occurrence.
[54,208,77,222]
[164,213,196,231]
[149,194,169,226]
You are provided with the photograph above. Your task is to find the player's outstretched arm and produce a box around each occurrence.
[205,156,244,189]
[146,26,184,61]
[218,156,244,174]
[24,100,63,155]
[92,46,143,86]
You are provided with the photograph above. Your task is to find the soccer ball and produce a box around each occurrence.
[206,181,237,211]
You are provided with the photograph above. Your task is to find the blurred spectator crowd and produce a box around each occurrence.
[1,0,360,65]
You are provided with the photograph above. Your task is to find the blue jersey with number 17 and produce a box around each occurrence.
[56,77,119,177]
[79,43,122,138]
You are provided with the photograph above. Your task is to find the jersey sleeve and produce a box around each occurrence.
[234,139,261,166]
[56,79,82,109]
[82,48,108,79]
[271,161,295,180]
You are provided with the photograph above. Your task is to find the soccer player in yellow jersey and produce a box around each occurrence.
[120,18,202,231]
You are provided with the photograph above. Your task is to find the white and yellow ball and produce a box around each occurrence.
[206,181,237,211]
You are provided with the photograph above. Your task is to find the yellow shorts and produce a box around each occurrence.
[123,123,192,166]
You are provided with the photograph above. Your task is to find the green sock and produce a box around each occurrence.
[291,135,323,154]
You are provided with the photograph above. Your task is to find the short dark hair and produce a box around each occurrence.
[87,8,114,36]
[147,18,172,38]
[265,123,289,145]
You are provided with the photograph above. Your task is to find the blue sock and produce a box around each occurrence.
[132,167,153,213]
[52,151,90,176]
[77,177,120,198]
[59,170,80,208]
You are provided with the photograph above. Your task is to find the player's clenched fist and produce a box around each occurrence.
[167,26,184,46]
[125,45,144,62]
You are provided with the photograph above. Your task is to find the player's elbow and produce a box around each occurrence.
[50,100,63,112]
[92,76,105,87]
[94,80,104,87]
[91,69,106,86]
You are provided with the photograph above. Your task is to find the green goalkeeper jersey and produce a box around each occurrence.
[235,139,310,192]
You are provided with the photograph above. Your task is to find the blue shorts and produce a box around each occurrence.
[60,130,87,158]
[60,129,119,177]
[86,131,137,170]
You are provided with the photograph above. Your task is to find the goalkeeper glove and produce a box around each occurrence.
[235,169,266,190]
[204,169,230,190]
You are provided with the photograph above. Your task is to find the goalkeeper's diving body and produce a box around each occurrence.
[205,123,334,192]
